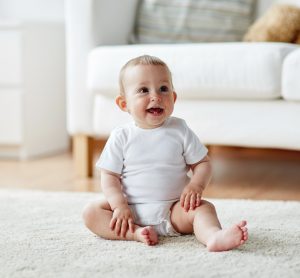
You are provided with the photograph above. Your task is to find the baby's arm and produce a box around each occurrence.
[180,155,212,212]
[101,169,135,237]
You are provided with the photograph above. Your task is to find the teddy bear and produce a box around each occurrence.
[243,4,300,44]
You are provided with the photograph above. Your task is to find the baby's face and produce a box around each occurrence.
[120,64,177,129]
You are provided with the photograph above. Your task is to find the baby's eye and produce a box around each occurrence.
[138,87,149,94]
[160,85,169,93]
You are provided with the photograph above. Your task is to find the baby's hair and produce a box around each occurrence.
[119,55,173,95]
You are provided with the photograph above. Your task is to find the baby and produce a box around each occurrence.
[83,55,248,251]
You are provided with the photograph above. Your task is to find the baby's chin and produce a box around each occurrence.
[135,119,166,129]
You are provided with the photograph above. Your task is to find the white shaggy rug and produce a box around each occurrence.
[1,189,300,278]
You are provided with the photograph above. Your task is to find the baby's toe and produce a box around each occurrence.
[141,228,149,236]
[238,220,247,228]
[241,226,248,232]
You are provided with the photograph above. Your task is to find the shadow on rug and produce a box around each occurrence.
[0,189,299,278]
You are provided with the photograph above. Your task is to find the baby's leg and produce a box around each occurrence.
[82,198,158,246]
[171,200,248,251]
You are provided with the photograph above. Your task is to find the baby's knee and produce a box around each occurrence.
[199,200,216,212]
[187,200,216,222]
[82,202,97,228]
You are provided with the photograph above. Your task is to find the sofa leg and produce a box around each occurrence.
[73,135,94,177]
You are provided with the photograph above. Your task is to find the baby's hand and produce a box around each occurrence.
[180,183,204,212]
[110,205,135,237]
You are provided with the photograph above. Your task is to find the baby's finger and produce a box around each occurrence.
[121,220,128,238]
[128,219,135,233]
[109,217,117,230]
[115,219,122,236]
[184,194,190,211]
[180,193,186,208]
[196,193,201,207]
[190,194,196,210]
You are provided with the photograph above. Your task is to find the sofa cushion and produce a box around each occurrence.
[133,0,255,43]
[282,48,300,101]
[87,42,297,100]
[93,95,300,150]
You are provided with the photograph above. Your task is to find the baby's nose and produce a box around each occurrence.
[150,91,162,101]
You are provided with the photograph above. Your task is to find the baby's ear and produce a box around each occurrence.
[173,91,177,103]
[115,95,127,112]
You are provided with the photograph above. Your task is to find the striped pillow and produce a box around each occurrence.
[133,0,256,43]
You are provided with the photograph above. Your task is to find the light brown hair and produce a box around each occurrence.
[119,55,173,95]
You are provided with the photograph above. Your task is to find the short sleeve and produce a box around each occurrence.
[182,121,208,165]
[95,129,124,174]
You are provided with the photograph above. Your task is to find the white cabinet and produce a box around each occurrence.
[0,30,22,84]
[0,21,68,159]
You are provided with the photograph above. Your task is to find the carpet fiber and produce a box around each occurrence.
[1,189,300,278]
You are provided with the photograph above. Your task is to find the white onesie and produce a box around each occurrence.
[96,117,208,235]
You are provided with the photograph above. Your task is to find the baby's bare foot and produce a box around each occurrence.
[206,220,248,252]
[134,226,158,246]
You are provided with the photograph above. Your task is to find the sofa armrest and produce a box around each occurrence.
[65,0,138,134]
[282,48,300,101]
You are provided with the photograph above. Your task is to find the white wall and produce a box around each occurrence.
[0,0,64,22]
[1,0,299,23]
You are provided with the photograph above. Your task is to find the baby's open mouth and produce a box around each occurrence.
[146,107,164,115]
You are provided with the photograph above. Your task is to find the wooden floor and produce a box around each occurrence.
[1,146,300,200]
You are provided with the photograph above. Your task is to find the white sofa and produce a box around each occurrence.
[65,0,300,177]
